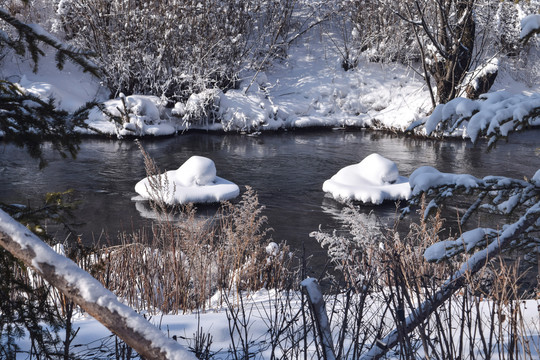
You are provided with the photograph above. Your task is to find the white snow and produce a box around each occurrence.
[463,58,499,92]
[424,228,498,262]
[533,169,540,184]
[3,8,539,139]
[134,156,240,205]
[520,14,540,39]
[417,91,540,142]
[322,153,411,204]
[266,241,280,256]
[86,94,176,137]
[409,166,480,195]
[0,208,196,360]
[2,3,540,358]
[1,16,434,136]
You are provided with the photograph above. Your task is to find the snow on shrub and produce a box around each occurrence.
[91,94,173,137]
[55,0,295,110]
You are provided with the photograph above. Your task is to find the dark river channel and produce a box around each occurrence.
[1,129,539,269]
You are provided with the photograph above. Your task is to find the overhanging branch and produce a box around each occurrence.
[0,208,196,360]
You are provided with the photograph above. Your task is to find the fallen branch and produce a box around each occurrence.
[301,277,336,360]
[0,208,195,360]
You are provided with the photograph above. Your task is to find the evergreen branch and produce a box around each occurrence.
[0,7,101,77]
[0,80,97,168]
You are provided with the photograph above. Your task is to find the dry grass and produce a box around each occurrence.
[312,200,539,359]
[92,145,296,313]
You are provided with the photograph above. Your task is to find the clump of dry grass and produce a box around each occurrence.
[92,146,296,313]
[312,200,539,359]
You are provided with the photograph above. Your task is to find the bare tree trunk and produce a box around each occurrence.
[431,0,476,104]
[0,209,196,360]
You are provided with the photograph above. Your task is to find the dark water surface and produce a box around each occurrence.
[1,129,539,266]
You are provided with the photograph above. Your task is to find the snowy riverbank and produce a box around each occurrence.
[4,19,539,139]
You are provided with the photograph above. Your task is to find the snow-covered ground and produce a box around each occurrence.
[3,9,540,139]
[0,21,434,136]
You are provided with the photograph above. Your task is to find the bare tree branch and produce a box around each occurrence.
[360,202,540,360]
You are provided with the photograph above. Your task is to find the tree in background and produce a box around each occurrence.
[412,0,477,104]
[341,0,539,107]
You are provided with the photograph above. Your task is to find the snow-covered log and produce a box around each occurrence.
[0,209,196,360]
[360,202,540,360]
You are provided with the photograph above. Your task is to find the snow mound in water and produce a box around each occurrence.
[176,156,217,186]
[322,153,411,204]
[134,156,239,205]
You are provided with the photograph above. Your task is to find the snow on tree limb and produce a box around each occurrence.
[407,92,540,147]
[520,14,540,44]
[0,208,196,360]
[360,201,540,360]
[407,167,539,227]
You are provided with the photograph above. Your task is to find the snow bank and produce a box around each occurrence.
[134,156,240,205]
[87,94,176,137]
[322,153,411,204]
[8,22,431,136]
[218,85,280,132]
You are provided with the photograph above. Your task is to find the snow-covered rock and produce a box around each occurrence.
[322,153,411,204]
[532,169,540,185]
[134,156,239,205]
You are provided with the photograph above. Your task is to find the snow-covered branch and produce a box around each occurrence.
[408,166,539,220]
[0,208,196,360]
[0,80,96,167]
[360,201,540,360]
[407,92,540,147]
[520,14,540,44]
[0,7,100,76]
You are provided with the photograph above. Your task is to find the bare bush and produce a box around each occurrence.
[330,0,418,70]
[54,0,296,105]
[92,146,296,313]
[311,202,539,359]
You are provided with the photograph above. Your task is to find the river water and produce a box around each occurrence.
[1,129,539,265]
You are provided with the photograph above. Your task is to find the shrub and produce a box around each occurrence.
[55,0,295,104]
[92,146,297,313]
